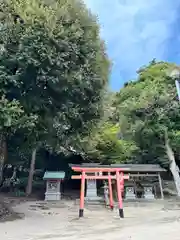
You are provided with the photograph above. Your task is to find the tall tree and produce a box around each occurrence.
[0,96,36,184]
[0,0,110,192]
[0,0,110,133]
[115,61,180,195]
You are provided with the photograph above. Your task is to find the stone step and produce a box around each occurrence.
[75,199,105,206]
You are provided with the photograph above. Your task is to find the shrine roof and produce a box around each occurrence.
[111,164,166,172]
[69,163,166,172]
[43,171,65,180]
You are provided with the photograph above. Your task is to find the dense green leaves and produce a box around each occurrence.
[0,0,111,188]
[77,122,138,163]
[0,0,110,151]
[0,96,37,136]
[115,61,180,166]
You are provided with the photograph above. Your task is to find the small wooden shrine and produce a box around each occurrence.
[111,164,166,200]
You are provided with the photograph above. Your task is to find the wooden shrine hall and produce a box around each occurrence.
[70,163,166,201]
[112,164,166,200]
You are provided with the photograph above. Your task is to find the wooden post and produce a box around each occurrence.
[116,170,124,218]
[79,171,85,217]
[158,173,164,199]
[108,172,114,210]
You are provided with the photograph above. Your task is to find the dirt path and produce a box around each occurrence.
[0,200,180,240]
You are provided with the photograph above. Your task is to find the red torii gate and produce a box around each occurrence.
[71,166,129,218]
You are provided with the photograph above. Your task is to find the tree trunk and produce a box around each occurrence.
[26,148,37,196]
[0,135,7,185]
[165,137,180,196]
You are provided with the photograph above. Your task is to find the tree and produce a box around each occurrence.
[0,0,110,140]
[0,0,110,193]
[0,96,36,184]
[77,122,138,164]
[115,61,180,195]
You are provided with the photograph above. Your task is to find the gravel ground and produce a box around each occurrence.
[0,199,180,240]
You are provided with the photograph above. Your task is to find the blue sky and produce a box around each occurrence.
[84,0,180,91]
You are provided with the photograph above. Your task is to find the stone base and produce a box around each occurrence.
[45,192,61,201]
[144,194,155,200]
[125,187,136,200]
[85,196,103,201]
[125,194,136,200]
[75,198,104,206]
[144,186,155,200]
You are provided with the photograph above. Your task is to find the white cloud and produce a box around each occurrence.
[84,0,179,88]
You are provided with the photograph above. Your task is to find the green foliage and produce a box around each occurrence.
[0,96,37,137]
[78,122,138,163]
[0,0,110,158]
[115,61,180,167]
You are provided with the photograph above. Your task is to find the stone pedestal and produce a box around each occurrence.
[85,179,101,200]
[125,186,136,200]
[85,172,102,201]
[45,180,61,201]
[144,186,155,200]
